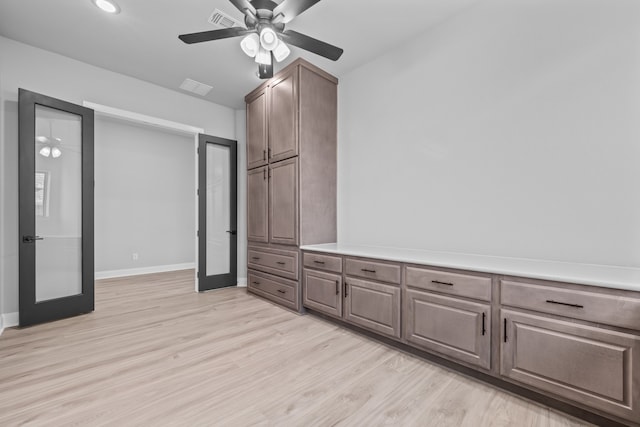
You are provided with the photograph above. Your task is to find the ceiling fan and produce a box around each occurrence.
[178,0,343,79]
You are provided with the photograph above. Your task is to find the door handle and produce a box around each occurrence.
[23,235,44,243]
[226,230,237,235]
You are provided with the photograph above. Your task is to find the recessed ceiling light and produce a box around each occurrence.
[92,0,120,14]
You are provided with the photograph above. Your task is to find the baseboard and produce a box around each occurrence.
[237,277,247,287]
[95,263,196,280]
[0,312,20,335]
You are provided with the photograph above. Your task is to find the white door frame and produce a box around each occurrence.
[83,101,204,292]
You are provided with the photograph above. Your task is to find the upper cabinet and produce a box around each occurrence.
[246,88,268,170]
[245,58,338,247]
[268,69,298,163]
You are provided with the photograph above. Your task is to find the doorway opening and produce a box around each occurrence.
[83,101,204,291]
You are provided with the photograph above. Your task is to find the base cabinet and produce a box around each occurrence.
[301,249,640,425]
[501,309,640,422]
[303,269,342,318]
[344,278,401,339]
[405,289,491,369]
[248,269,299,311]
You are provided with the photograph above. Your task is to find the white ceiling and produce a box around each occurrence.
[0,0,478,109]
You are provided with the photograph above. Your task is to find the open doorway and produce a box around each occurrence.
[93,116,195,281]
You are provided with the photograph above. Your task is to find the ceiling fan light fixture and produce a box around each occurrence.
[39,146,51,157]
[51,147,62,158]
[273,40,290,63]
[259,27,278,51]
[240,33,260,58]
[255,47,272,66]
[92,0,120,14]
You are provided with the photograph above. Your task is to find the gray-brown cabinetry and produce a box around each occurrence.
[500,277,640,423]
[403,265,492,369]
[301,248,640,424]
[303,253,402,339]
[245,59,337,312]
[345,277,401,339]
[501,309,640,421]
[405,289,491,369]
[303,269,342,318]
[268,157,298,246]
[247,166,268,243]
[246,88,268,170]
[268,69,297,162]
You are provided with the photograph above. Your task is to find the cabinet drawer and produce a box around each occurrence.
[345,258,401,285]
[303,252,342,273]
[405,266,491,302]
[248,247,299,280]
[248,269,298,310]
[405,289,491,369]
[501,309,640,422]
[344,277,401,339]
[501,279,640,331]
[303,269,342,318]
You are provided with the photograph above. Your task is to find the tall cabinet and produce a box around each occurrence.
[245,59,337,312]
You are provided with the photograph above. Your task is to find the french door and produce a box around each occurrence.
[198,134,237,291]
[18,89,95,326]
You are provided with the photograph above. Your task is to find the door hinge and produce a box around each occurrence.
[197,271,199,278]
[197,230,199,237]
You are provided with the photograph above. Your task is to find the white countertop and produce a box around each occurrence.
[300,243,640,292]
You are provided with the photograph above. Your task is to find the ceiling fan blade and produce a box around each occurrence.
[258,54,274,79]
[279,30,343,61]
[272,0,321,24]
[228,0,256,16]
[178,28,251,44]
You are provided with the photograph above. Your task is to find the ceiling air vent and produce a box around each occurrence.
[179,78,213,97]
[208,8,242,29]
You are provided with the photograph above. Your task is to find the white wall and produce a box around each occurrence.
[0,36,242,317]
[94,117,195,274]
[338,0,640,267]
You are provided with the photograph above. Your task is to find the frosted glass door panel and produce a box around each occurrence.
[34,105,83,302]
[206,144,231,276]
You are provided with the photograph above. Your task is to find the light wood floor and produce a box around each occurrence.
[0,270,591,426]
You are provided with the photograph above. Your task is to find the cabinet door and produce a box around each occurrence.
[405,290,490,369]
[269,157,298,246]
[247,166,268,243]
[246,89,268,169]
[501,309,640,422]
[268,69,297,162]
[344,277,401,339]
[303,269,342,318]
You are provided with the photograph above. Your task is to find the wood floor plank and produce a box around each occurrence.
[0,270,592,426]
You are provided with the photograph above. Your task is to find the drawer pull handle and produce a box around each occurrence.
[546,300,584,309]
[361,268,376,273]
[277,289,286,294]
[482,313,486,336]
[314,260,325,264]
[276,261,286,265]
[335,280,339,295]
[503,318,507,343]
[432,280,454,286]
[252,281,260,285]
[252,257,260,260]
